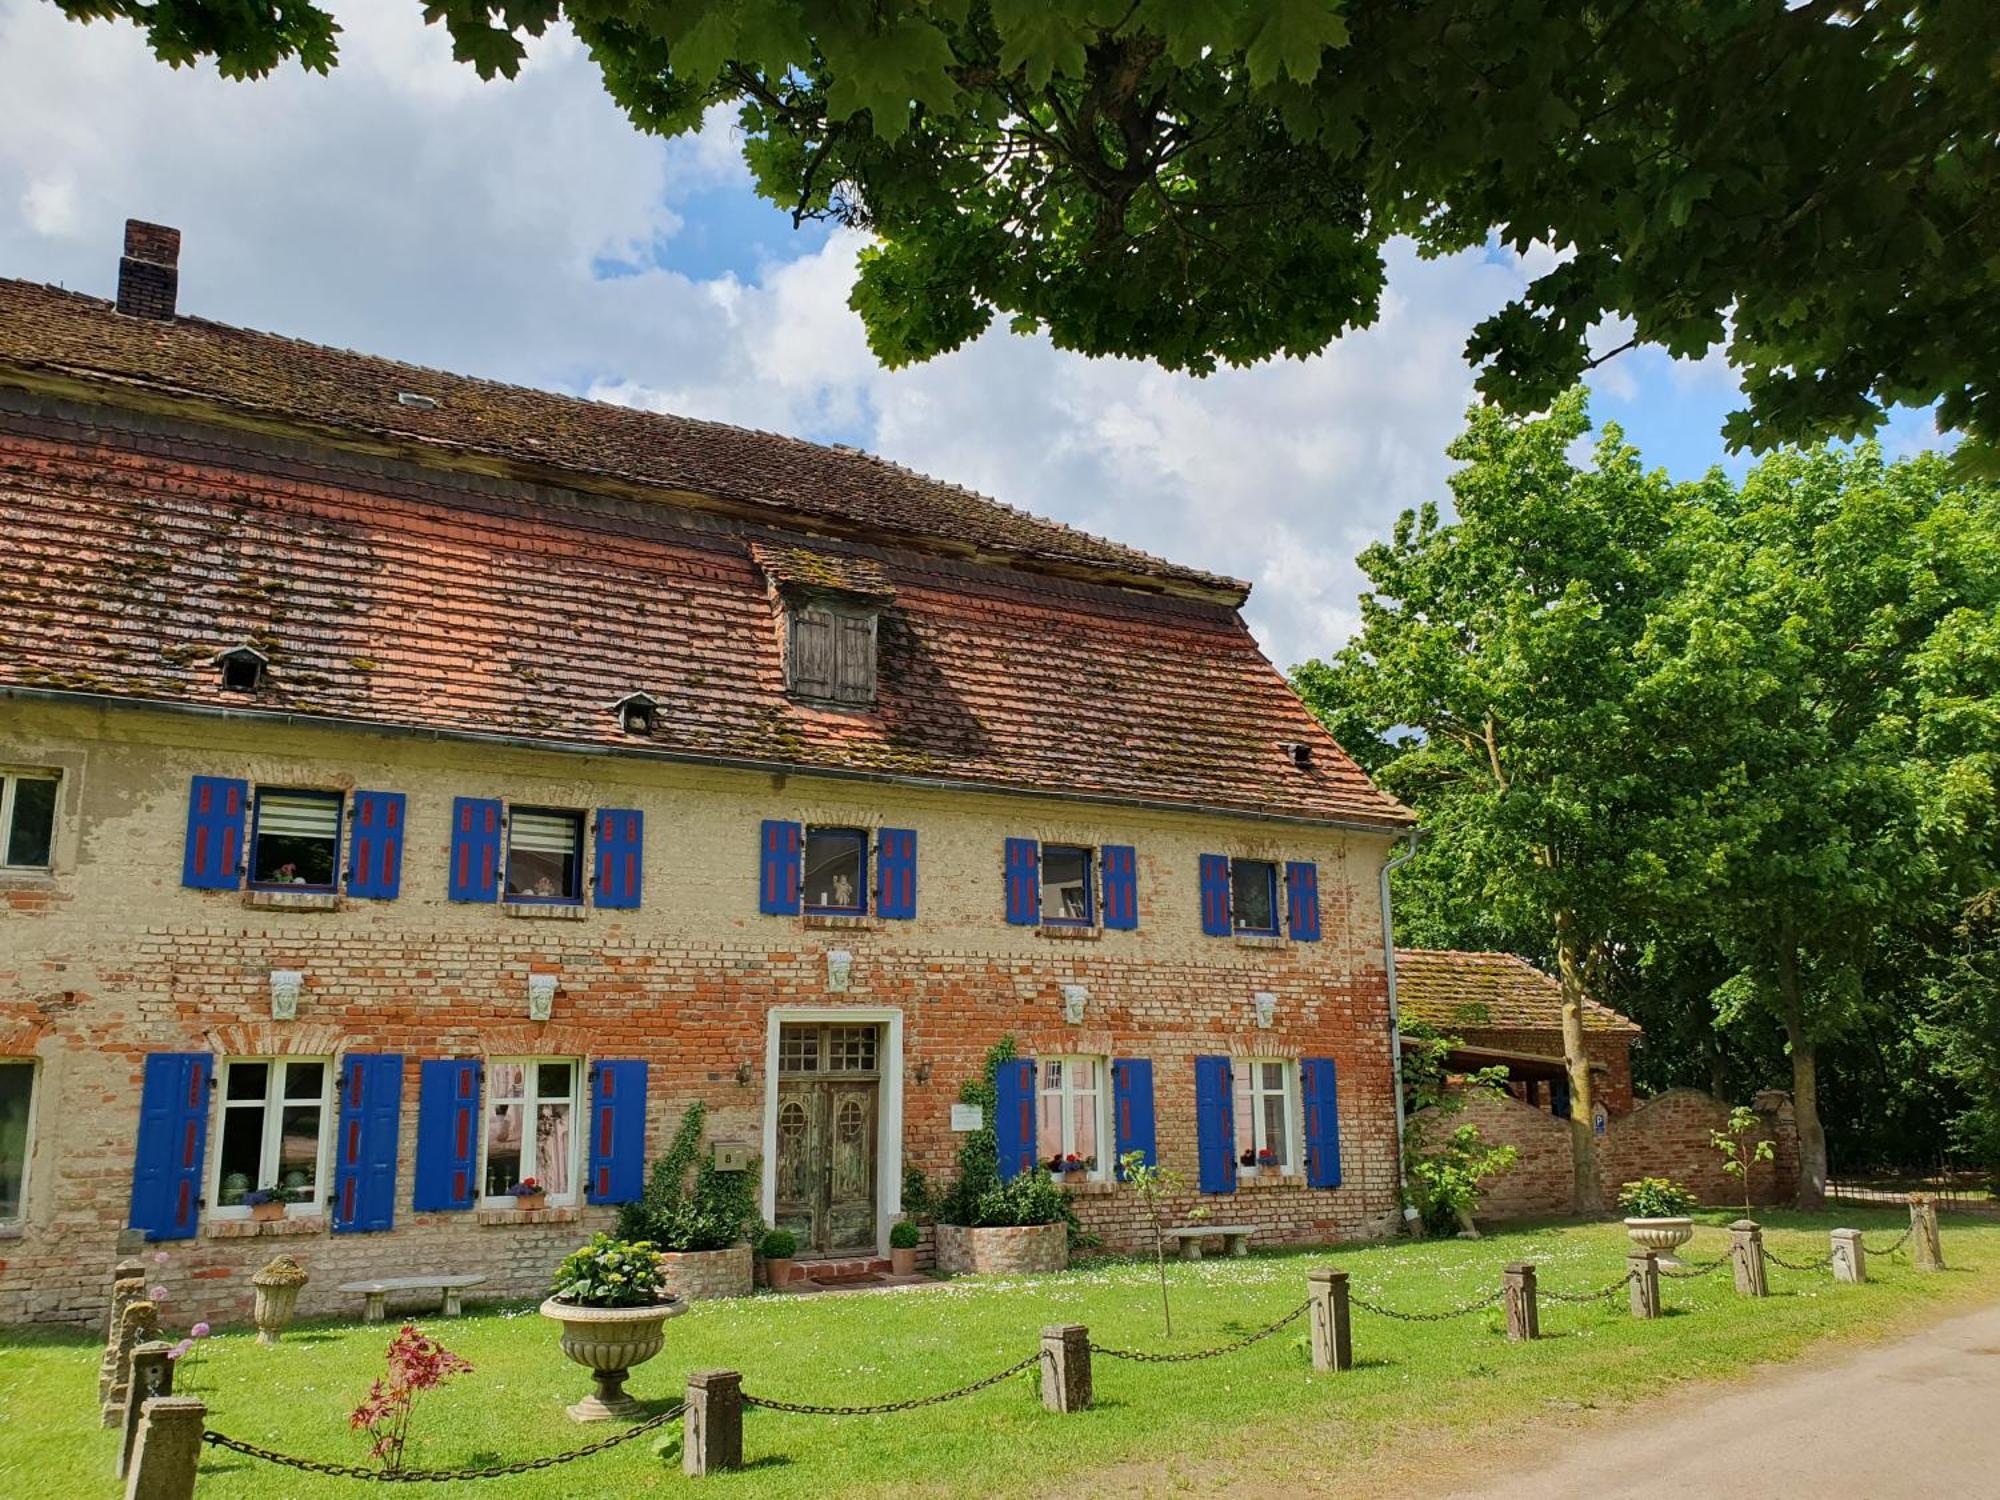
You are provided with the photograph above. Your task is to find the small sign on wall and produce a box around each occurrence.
[950,1104,983,1133]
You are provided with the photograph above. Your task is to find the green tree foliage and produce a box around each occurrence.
[51,0,2000,461]
[1922,891,2000,1186]
[1297,389,1692,1213]
[1301,395,1998,1205]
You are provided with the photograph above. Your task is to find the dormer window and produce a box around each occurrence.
[750,541,895,711]
[215,645,268,694]
[611,691,660,736]
[787,603,877,707]
[1280,740,1314,771]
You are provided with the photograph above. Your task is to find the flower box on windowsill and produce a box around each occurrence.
[243,889,341,912]
[1036,925,1101,941]
[803,912,878,931]
[205,1214,326,1239]
[503,902,589,921]
[475,1204,581,1227]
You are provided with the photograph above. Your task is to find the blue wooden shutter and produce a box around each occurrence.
[587,1059,648,1204]
[758,819,802,916]
[1003,837,1040,925]
[1286,861,1321,942]
[1112,1058,1156,1178]
[1301,1058,1343,1188]
[181,776,246,890]
[447,797,502,902]
[1194,1056,1237,1194]
[347,791,407,899]
[333,1054,403,1234]
[993,1057,1037,1180]
[1101,844,1139,931]
[412,1059,481,1211]
[128,1053,211,1240]
[594,808,644,909]
[876,827,918,919]
[1198,854,1232,936]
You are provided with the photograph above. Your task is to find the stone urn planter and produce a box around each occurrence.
[252,1254,309,1346]
[1623,1217,1696,1263]
[539,1298,685,1422]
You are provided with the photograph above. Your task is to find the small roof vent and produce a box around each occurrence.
[1279,739,1314,771]
[214,644,269,693]
[611,691,660,735]
[397,391,441,410]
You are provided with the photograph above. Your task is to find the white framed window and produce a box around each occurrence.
[482,1059,581,1204]
[0,1060,36,1226]
[1233,1059,1299,1176]
[211,1058,334,1216]
[1038,1057,1110,1181]
[1040,845,1094,926]
[0,772,58,872]
[505,808,584,903]
[248,788,343,891]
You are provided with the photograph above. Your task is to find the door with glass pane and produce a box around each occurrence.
[773,1024,880,1256]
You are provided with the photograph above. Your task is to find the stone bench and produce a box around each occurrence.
[337,1274,489,1323]
[1168,1225,1260,1260]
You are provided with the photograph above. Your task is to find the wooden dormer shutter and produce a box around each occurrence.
[832,612,876,704]
[788,606,835,699]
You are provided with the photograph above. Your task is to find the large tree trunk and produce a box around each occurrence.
[1553,909,1604,1217]
[1777,945,1827,1209]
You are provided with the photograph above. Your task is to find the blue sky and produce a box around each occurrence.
[0,0,1950,668]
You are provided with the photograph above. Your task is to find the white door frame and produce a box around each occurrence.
[760,1007,904,1259]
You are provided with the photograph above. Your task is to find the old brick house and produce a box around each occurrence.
[0,223,1417,1325]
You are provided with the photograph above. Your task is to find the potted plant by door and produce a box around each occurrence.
[889,1219,921,1276]
[1617,1177,1698,1263]
[507,1178,547,1213]
[760,1228,798,1290]
[540,1234,684,1422]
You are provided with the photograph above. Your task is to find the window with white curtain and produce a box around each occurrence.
[482,1060,580,1203]
[1233,1059,1298,1175]
[1038,1057,1109,1181]
[505,808,583,902]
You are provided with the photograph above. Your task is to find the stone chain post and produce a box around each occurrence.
[100,1265,148,1419]
[683,1369,744,1477]
[125,1395,205,1500]
[1830,1229,1866,1284]
[1040,1324,1092,1413]
[1502,1263,1539,1342]
[104,1299,159,1431]
[118,1340,175,1479]
[1910,1199,1945,1272]
[1729,1221,1768,1298]
[1308,1269,1353,1372]
[1627,1250,1661,1320]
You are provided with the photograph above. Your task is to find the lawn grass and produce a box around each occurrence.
[3,1209,1995,1498]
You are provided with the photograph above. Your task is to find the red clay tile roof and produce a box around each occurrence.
[1395,949,1640,1034]
[0,278,1239,598]
[0,292,1412,828]
[748,542,897,601]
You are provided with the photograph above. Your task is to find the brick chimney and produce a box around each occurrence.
[116,219,181,320]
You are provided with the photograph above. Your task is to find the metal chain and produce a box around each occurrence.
[1659,1255,1730,1280]
[741,1353,1039,1416]
[1089,1300,1309,1363]
[1863,1225,1915,1257]
[1763,1247,1834,1273]
[1542,1271,1637,1305]
[1349,1286,1506,1323]
[202,1401,686,1483]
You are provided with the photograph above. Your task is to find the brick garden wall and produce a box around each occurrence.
[1416,1086,1799,1223]
[0,696,1405,1327]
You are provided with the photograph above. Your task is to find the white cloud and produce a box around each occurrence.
[0,0,1623,671]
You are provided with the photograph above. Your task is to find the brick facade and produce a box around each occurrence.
[0,693,1405,1327]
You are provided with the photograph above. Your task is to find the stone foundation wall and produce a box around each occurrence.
[934,1222,1068,1276]
[658,1244,754,1302]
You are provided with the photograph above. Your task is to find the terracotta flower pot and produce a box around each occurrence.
[890,1247,918,1276]
[515,1192,547,1213]
[540,1297,683,1422]
[250,1200,286,1223]
[764,1257,796,1289]
[1623,1216,1696,1263]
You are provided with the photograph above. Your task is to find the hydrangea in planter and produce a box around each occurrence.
[1617,1177,1699,1263]
[540,1235,683,1422]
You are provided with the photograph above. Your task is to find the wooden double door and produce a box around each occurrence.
[773,1023,880,1256]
